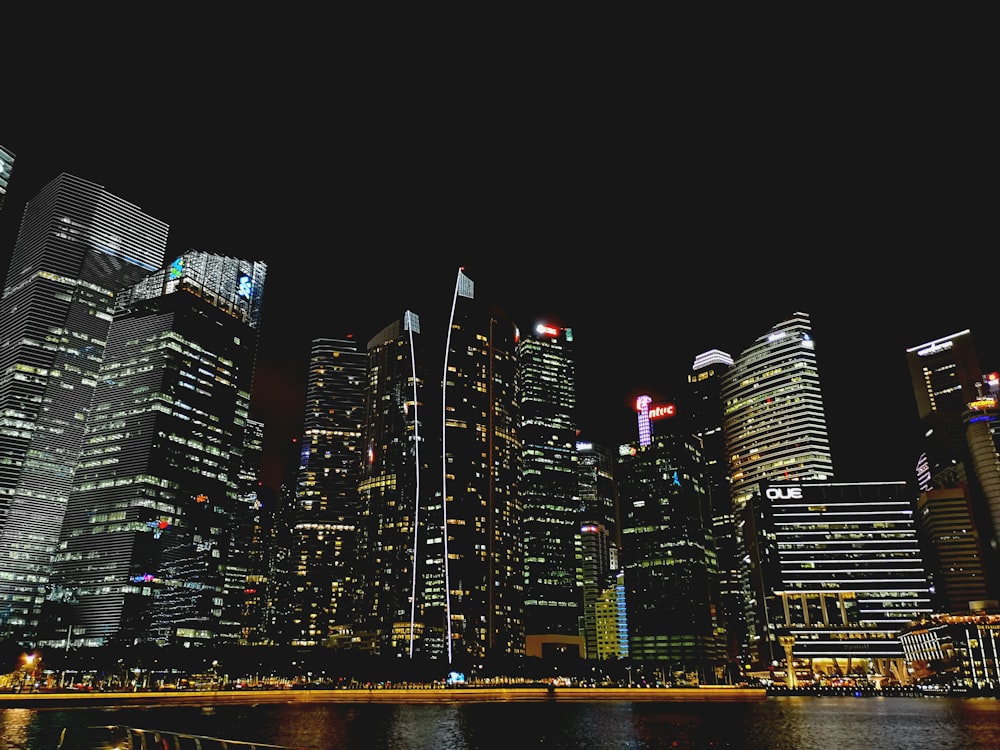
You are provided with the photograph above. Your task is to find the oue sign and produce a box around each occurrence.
[765,486,802,500]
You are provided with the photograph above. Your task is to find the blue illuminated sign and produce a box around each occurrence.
[238,273,253,299]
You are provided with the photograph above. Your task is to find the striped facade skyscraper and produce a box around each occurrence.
[721,312,834,514]
[743,480,933,681]
[719,312,834,664]
[41,251,267,647]
[0,174,167,639]
[0,145,13,212]
[283,336,367,647]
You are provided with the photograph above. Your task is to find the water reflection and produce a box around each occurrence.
[2,697,999,750]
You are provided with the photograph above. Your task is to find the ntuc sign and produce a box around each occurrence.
[765,486,802,500]
[634,397,676,420]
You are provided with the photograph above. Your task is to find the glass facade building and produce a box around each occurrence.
[743,480,933,683]
[576,440,623,660]
[688,348,744,678]
[41,251,266,647]
[721,311,834,515]
[440,268,523,664]
[283,336,367,647]
[616,431,727,682]
[517,322,582,648]
[905,329,1000,610]
[0,174,167,638]
[356,313,437,658]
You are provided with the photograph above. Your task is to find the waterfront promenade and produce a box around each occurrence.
[0,685,767,708]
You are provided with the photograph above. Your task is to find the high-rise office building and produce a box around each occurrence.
[41,251,266,647]
[576,440,623,661]
[907,329,983,419]
[905,330,1000,610]
[906,329,983,487]
[237,417,272,645]
[616,424,727,683]
[440,268,523,665]
[742,480,933,684]
[916,486,993,614]
[0,174,167,638]
[719,313,834,668]
[0,145,13,212]
[963,380,1000,562]
[283,337,367,647]
[688,348,744,679]
[518,322,583,655]
[722,312,834,514]
[356,313,438,658]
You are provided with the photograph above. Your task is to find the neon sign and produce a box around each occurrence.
[237,273,253,299]
[648,403,676,420]
[636,395,652,447]
[168,257,184,279]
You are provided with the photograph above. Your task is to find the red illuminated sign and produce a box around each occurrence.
[648,403,676,420]
[634,397,675,419]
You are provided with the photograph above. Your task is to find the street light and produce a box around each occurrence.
[21,652,37,693]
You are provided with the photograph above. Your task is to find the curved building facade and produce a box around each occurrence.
[721,312,834,514]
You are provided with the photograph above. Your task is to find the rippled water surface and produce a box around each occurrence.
[3,696,999,750]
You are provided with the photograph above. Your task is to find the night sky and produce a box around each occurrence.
[3,45,992,491]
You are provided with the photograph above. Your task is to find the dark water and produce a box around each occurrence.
[2,696,999,750]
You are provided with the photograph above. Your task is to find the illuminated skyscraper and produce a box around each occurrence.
[963,383,1000,568]
[743,480,933,681]
[577,440,624,661]
[440,268,523,664]
[916,486,993,613]
[722,312,834,514]
[906,329,983,487]
[0,174,166,638]
[616,429,727,681]
[719,313,834,666]
[907,329,982,419]
[283,337,367,646]
[688,348,744,679]
[905,330,1000,610]
[356,313,438,658]
[41,251,266,647]
[237,417,272,645]
[518,322,583,654]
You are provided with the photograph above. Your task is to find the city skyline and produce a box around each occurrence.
[1,126,993,490]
